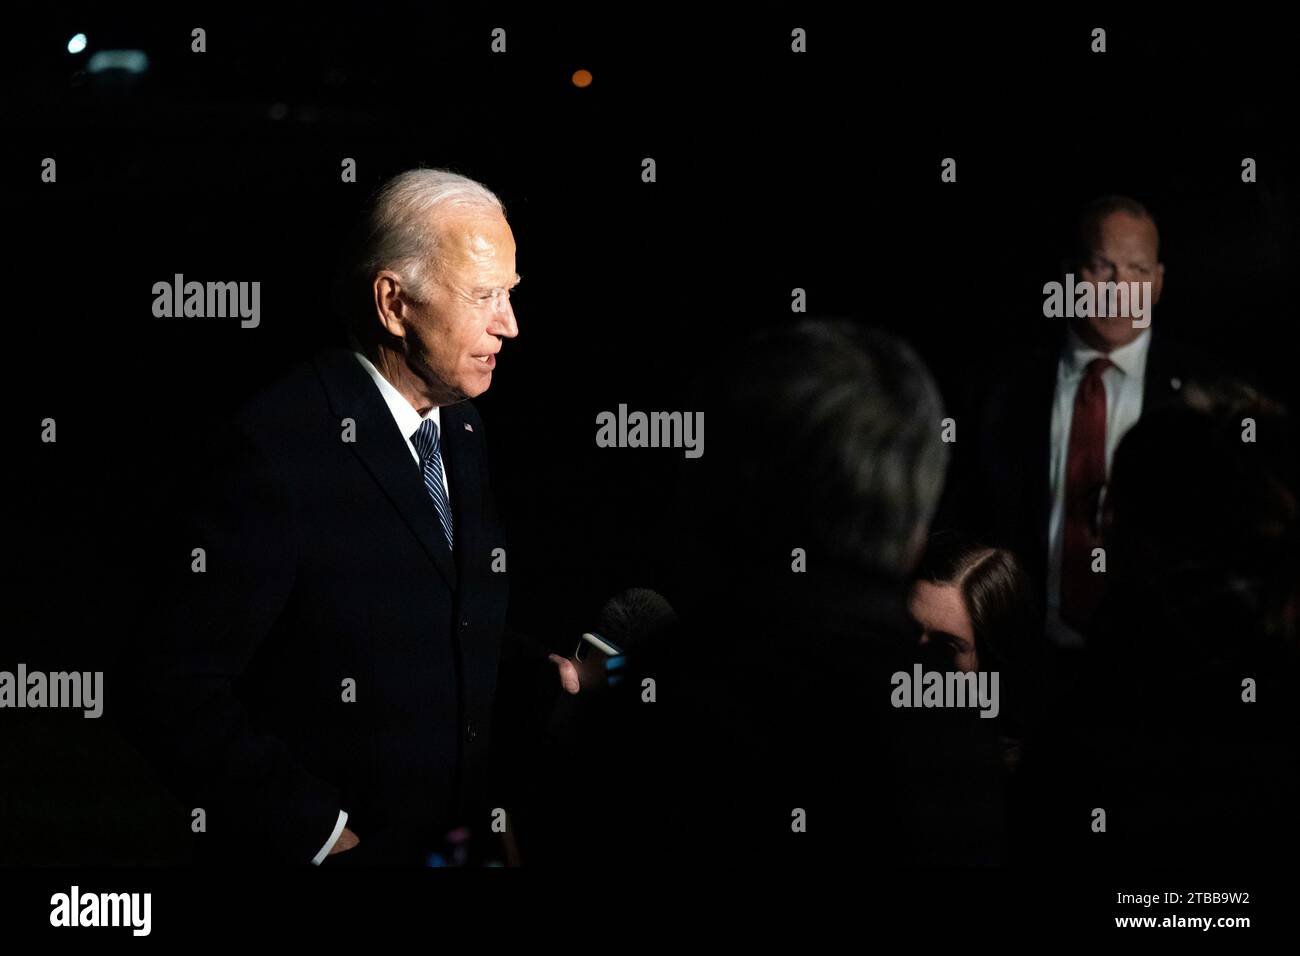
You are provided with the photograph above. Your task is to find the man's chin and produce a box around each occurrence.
[1105,326,1148,350]
[459,377,491,400]
[1080,318,1146,352]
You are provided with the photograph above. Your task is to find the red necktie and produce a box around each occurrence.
[1061,357,1112,629]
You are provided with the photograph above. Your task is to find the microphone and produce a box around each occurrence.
[574,588,678,690]
[589,587,678,654]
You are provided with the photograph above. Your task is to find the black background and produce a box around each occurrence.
[1,3,1295,930]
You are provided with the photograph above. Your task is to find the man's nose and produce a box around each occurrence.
[489,300,519,339]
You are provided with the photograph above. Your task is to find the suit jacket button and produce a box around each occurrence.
[465,719,478,742]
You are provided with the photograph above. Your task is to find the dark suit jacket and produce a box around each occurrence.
[936,326,1227,602]
[123,347,512,864]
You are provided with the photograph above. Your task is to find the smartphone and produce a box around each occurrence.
[572,632,626,688]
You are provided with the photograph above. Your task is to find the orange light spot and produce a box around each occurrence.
[572,69,593,88]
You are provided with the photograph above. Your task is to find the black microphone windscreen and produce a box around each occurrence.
[595,588,678,651]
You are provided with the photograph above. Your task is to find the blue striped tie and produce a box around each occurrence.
[411,418,454,551]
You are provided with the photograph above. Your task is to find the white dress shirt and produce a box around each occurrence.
[310,349,451,864]
[351,349,450,500]
[1044,327,1151,648]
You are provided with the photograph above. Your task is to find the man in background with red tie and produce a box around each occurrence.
[1049,197,1164,646]
[939,196,1224,649]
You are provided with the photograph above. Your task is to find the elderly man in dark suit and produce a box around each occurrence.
[124,168,574,865]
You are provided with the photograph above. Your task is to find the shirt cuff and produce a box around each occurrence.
[311,809,349,865]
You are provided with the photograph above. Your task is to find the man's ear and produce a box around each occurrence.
[1151,262,1165,307]
[373,272,408,340]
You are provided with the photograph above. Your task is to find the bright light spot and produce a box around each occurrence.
[67,33,88,55]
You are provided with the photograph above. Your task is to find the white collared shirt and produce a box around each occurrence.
[351,349,450,503]
[1044,327,1151,647]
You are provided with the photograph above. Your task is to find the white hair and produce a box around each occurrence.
[357,167,505,302]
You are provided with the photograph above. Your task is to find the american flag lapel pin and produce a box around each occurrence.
[464,422,474,432]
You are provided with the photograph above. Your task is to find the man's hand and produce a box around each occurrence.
[328,826,360,855]
[548,654,581,695]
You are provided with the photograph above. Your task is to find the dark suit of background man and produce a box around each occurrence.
[942,196,1222,649]
[123,168,573,864]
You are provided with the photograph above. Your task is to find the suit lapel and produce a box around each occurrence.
[312,348,458,591]
[1142,328,1185,411]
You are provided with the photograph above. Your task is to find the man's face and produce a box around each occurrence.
[401,211,520,404]
[1074,211,1164,351]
